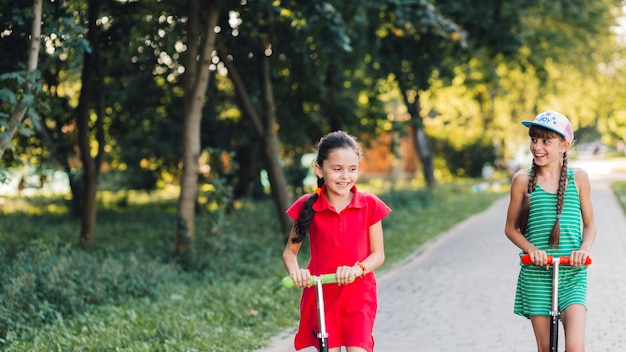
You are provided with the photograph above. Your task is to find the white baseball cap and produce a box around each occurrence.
[522,110,574,143]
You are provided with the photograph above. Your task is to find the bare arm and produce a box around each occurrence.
[362,220,385,273]
[504,169,548,265]
[571,168,596,266]
[282,224,311,288]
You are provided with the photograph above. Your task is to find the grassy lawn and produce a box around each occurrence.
[611,181,626,213]
[2,180,509,351]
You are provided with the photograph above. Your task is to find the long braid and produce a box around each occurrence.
[515,160,539,235]
[292,177,324,244]
[548,151,568,248]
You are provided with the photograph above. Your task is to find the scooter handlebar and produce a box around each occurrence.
[520,254,592,266]
[282,273,354,288]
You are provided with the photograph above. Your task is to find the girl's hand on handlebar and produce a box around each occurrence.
[289,269,312,288]
[570,249,591,267]
[335,265,359,286]
[527,249,549,268]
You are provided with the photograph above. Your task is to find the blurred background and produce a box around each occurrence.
[1,1,626,350]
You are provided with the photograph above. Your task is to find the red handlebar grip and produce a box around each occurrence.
[520,254,592,266]
[559,256,592,266]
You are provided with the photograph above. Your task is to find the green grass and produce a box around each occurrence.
[611,181,626,213]
[0,180,507,351]
[11,281,298,352]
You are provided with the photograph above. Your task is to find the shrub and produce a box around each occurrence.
[0,242,179,347]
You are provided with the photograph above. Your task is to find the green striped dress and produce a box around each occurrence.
[514,167,587,318]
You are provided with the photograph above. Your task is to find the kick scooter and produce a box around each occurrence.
[520,254,592,352]
[283,274,354,352]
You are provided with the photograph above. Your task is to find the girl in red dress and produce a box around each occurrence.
[282,130,391,352]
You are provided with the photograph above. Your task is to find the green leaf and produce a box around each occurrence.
[0,88,17,105]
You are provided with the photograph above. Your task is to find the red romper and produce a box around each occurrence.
[286,185,391,351]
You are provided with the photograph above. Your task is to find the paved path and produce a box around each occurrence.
[258,158,626,351]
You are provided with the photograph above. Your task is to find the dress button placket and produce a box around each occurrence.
[338,214,343,240]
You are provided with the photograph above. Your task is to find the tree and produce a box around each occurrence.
[0,0,42,160]
[174,0,221,257]
[216,1,292,234]
[367,0,465,187]
[75,0,106,247]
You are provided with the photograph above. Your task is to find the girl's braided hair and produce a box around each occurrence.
[515,125,569,248]
[291,131,362,244]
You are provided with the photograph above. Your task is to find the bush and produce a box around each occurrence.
[433,137,497,178]
[0,242,179,347]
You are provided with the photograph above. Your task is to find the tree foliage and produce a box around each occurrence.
[1,0,625,242]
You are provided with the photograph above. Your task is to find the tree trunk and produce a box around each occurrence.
[218,42,292,235]
[404,90,436,188]
[261,134,291,234]
[258,41,291,235]
[77,0,104,247]
[0,0,42,159]
[175,0,220,257]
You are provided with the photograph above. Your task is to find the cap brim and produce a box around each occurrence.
[521,121,566,139]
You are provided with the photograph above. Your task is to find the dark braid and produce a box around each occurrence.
[515,160,538,235]
[548,151,568,248]
[291,131,362,244]
[292,177,324,243]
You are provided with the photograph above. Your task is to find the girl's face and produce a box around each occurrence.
[315,147,360,198]
[529,135,570,166]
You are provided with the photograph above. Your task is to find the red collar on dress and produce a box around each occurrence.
[312,184,366,211]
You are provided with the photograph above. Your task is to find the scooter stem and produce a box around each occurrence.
[550,258,560,351]
[315,276,329,352]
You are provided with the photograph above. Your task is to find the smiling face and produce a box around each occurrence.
[315,147,360,198]
[529,125,570,166]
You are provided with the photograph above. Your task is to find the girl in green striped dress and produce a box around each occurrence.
[505,111,596,352]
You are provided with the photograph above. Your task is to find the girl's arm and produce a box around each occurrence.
[282,224,311,288]
[572,168,596,266]
[362,220,385,273]
[504,170,548,265]
[335,220,385,285]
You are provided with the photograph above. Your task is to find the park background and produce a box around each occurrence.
[2,1,626,351]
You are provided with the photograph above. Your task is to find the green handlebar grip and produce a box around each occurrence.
[282,273,355,288]
[282,276,297,288]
